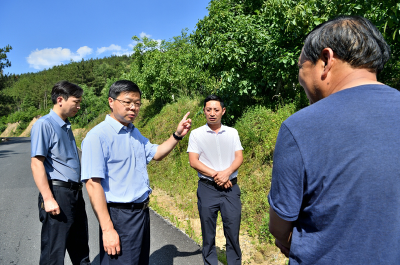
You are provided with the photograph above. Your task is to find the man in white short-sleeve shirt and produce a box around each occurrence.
[187,95,243,265]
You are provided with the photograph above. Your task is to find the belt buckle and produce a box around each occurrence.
[143,200,149,210]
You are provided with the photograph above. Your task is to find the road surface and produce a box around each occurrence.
[0,137,215,265]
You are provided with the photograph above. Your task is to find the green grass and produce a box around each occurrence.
[134,97,296,250]
[72,96,296,262]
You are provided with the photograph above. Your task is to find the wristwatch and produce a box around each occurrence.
[172,132,183,140]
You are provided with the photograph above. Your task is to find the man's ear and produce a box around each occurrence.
[108,97,114,111]
[321,48,334,79]
[57,96,64,107]
[222,107,226,115]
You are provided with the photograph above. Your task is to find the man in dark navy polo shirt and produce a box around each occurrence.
[268,16,400,264]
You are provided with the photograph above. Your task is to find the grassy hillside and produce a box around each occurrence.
[0,95,294,263]
[135,97,296,239]
[71,97,294,264]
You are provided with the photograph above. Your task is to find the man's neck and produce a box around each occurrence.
[323,66,381,98]
[52,106,67,121]
[207,123,222,133]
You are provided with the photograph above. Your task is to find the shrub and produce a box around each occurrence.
[235,103,296,164]
[139,98,297,243]
[234,103,296,238]
[0,123,6,134]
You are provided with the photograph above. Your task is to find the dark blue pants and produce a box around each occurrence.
[38,186,90,265]
[197,180,242,265]
[100,207,150,265]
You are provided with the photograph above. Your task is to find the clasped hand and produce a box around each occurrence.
[213,170,232,189]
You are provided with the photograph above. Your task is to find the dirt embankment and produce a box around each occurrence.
[20,116,41,137]
[151,189,288,265]
[1,117,87,139]
[0,122,20,137]
[1,116,41,138]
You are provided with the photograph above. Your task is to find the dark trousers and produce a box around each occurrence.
[100,207,150,265]
[38,186,90,265]
[197,180,242,265]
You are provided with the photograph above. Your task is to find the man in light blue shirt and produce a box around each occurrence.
[81,80,192,265]
[31,81,91,265]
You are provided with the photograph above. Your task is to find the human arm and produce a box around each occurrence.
[188,152,218,178]
[153,112,192,161]
[31,156,60,215]
[268,123,304,258]
[189,150,243,188]
[213,150,243,187]
[269,207,294,257]
[85,178,120,255]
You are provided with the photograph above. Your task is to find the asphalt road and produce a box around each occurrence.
[0,137,211,265]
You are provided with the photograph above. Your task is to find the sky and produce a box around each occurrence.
[0,0,210,75]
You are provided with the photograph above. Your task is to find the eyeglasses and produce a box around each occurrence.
[112,98,142,109]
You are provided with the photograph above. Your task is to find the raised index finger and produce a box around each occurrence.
[182,112,190,121]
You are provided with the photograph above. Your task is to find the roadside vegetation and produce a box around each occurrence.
[1,0,399,263]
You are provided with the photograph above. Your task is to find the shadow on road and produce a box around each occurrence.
[0,138,31,158]
[84,245,202,265]
[86,245,201,265]
[0,137,31,146]
[150,244,202,265]
[0,149,16,158]
[91,254,100,265]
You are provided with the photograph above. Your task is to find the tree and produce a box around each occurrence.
[127,30,217,105]
[0,45,13,116]
[191,0,400,122]
[0,45,12,77]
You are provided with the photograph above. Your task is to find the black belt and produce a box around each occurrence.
[108,199,149,210]
[50,180,83,191]
[199,178,237,188]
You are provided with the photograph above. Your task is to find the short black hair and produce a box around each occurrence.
[51,81,83,104]
[108,80,142,99]
[303,16,390,74]
[204,94,225,108]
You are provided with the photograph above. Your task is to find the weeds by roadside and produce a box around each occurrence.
[135,97,293,264]
[66,96,292,264]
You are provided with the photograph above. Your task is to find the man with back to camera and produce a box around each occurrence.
[81,80,192,265]
[31,81,91,265]
[187,95,243,265]
[268,15,400,264]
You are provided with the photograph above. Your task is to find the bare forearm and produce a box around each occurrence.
[189,159,217,178]
[85,179,114,231]
[214,150,243,185]
[153,112,192,161]
[269,207,293,249]
[153,135,179,161]
[31,157,53,200]
[31,156,60,214]
[86,178,121,254]
[223,152,243,176]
